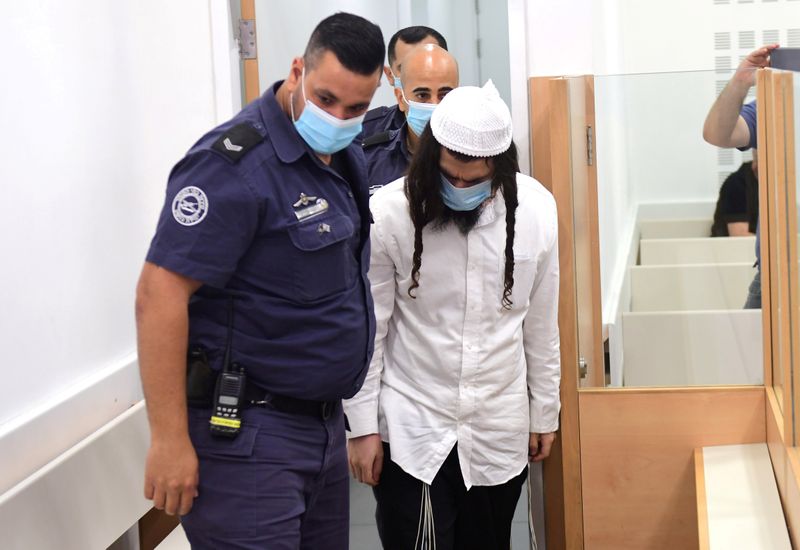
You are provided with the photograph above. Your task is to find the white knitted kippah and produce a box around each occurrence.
[430,79,513,157]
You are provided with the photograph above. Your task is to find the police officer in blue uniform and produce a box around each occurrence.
[361,26,449,138]
[135,13,383,549]
[363,44,459,195]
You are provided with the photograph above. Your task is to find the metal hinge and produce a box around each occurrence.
[476,38,482,59]
[238,19,257,60]
[578,357,588,379]
[586,125,594,166]
[475,0,481,15]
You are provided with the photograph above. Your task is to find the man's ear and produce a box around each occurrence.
[395,86,407,113]
[285,57,304,93]
[383,65,393,84]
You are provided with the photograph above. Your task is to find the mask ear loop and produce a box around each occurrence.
[400,88,410,109]
[290,66,308,123]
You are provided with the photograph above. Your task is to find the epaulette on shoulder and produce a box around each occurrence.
[211,123,264,163]
[363,106,389,123]
[362,131,392,148]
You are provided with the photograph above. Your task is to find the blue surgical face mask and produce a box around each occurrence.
[440,173,493,211]
[388,69,402,88]
[291,68,364,155]
[402,90,437,137]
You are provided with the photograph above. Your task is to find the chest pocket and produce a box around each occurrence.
[287,213,358,303]
[501,248,537,309]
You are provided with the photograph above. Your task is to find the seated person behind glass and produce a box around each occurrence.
[711,153,758,237]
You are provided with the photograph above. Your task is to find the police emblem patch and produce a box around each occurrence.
[172,186,209,226]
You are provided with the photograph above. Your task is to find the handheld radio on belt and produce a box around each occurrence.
[209,296,246,438]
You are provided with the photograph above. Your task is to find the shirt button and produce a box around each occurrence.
[347,191,354,198]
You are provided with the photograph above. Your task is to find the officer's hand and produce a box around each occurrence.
[144,435,199,516]
[348,433,384,486]
[529,432,556,462]
[734,44,780,86]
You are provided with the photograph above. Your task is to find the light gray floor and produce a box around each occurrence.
[349,476,531,550]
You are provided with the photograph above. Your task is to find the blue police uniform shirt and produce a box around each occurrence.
[363,125,411,195]
[739,101,757,151]
[738,100,760,264]
[361,104,406,137]
[146,81,376,402]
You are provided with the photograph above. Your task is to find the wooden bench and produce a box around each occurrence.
[630,263,756,312]
[622,310,762,386]
[695,443,791,549]
[640,236,756,266]
[639,218,712,239]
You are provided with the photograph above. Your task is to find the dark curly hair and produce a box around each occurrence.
[404,124,520,309]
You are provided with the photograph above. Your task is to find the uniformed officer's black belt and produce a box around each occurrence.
[188,380,338,420]
[186,350,338,420]
[245,385,339,421]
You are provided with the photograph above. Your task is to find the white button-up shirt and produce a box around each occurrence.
[344,173,561,488]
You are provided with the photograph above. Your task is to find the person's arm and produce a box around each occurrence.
[522,199,561,462]
[344,198,397,486]
[727,222,754,236]
[136,262,203,516]
[703,44,778,148]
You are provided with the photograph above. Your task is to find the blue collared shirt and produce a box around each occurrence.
[739,101,757,151]
[363,125,411,195]
[738,100,760,265]
[361,104,406,137]
[146,81,376,401]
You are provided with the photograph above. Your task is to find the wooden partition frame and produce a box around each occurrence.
[760,69,796,446]
[532,76,586,550]
[762,67,800,548]
[758,70,775,393]
[241,0,260,104]
[531,73,606,550]
[580,386,766,550]
[784,72,800,444]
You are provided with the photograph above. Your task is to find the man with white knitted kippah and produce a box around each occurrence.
[344,80,561,549]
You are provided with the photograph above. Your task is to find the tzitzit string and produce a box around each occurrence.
[414,482,437,550]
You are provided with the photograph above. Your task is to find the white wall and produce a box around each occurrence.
[0,0,235,493]
[417,0,480,91]
[253,0,507,111]
[255,0,400,107]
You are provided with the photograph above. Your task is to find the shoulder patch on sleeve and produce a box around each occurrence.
[364,106,389,123]
[211,123,264,163]
[362,131,392,148]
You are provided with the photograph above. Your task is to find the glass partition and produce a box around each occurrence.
[592,69,764,389]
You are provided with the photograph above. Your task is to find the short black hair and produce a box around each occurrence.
[387,26,448,66]
[304,13,385,76]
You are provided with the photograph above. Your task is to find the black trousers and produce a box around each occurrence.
[373,443,527,550]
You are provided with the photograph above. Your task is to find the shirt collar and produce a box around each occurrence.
[259,80,307,164]
[398,124,412,161]
[376,125,411,160]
